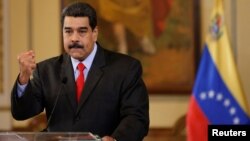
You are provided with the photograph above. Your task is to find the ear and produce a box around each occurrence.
[92,26,98,42]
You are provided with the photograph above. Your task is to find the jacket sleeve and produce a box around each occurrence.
[11,69,45,120]
[112,60,150,141]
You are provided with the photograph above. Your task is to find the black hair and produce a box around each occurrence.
[61,2,97,30]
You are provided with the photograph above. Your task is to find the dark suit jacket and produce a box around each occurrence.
[11,44,149,141]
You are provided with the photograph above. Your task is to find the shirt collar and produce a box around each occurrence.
[71,43,97,72]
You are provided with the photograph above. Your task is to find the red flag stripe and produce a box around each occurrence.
[187,96,210,141]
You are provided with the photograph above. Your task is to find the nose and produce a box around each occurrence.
[71,32,80,42]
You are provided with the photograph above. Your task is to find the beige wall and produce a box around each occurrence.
[0,0,61,130]
[8,0,60,88]
[237,1,250,107]
[1,0,250,130]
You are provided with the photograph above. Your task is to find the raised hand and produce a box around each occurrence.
[17,50,36,84]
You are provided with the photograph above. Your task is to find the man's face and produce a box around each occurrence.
[63,16,98,61]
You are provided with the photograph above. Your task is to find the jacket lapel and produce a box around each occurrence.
[60,54,78,112]
[76,45,106,114]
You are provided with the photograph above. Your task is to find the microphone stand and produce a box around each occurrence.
[42,77,67,132]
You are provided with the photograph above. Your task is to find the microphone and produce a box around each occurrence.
[42,77,67,132]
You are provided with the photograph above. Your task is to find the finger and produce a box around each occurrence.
[18,52,36,64]
[18,57,35,70]
[28,50,35,58]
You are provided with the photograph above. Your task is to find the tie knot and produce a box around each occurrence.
[77,63,85,71]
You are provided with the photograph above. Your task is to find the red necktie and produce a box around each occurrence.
[76,63,85,103]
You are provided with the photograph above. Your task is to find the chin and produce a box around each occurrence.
[71,54,84,61]
[68,50,86,60]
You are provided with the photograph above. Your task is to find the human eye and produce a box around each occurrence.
[64,27,72,34]
[65,29,72,34]
[79,29,87,35]
[77,27,88,36]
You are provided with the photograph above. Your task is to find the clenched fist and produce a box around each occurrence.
[17,50,36,84]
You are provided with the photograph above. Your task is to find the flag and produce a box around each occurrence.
[186,0,250,141]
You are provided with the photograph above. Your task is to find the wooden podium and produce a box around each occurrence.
[0,132,101,141]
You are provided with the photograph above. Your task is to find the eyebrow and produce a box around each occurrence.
[64,27,88,30]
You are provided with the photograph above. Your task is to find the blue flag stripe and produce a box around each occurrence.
[193,44,250,124]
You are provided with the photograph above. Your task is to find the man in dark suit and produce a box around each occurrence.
[11,2,149,141]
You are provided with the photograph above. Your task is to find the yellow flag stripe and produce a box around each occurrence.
[207,0,249,115]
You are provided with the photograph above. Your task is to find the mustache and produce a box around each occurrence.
[68,43,84,49]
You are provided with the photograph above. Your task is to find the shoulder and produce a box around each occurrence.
[100,47,143,73]
[102,47,141,66]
